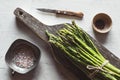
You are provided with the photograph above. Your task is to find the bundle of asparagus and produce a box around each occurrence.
[46,21,120,80]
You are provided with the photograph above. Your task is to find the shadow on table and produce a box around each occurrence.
[9,64,41,80]
[13,16,120,80]
[12,17,91,80]
[93,29,109,44]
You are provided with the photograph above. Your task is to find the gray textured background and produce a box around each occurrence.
[0,0,120,80]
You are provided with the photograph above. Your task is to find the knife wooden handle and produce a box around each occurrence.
[56,10,84,18]
[14,8,120,69]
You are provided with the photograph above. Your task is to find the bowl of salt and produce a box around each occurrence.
[5,39,41,74]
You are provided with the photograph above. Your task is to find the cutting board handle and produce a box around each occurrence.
[14,8,120,69]
[14,8,49,42]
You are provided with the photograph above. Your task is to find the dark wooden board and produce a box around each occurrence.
[14,8,120,80]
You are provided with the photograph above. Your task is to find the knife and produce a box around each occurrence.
[37,8,84,18]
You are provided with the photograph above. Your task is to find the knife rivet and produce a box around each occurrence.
[63,11,67,14]
[57,10,61,13]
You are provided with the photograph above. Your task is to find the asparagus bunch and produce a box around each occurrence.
[46,21,120,80]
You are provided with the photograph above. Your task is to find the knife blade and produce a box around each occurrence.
[37,8,58,13]
[37,8,84,18]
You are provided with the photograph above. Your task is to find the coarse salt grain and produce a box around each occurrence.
[13,53,34,69]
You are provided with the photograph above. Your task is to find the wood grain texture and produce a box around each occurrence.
[14,8,120,80]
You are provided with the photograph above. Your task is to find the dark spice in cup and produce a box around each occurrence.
[95,19,105,29]
[92,13,112,33]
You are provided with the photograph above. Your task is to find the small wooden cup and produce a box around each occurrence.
[92,13,112,33]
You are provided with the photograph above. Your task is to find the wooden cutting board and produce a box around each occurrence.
[14,8,120,80]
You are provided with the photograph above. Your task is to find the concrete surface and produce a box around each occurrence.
[0,0,120,80]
